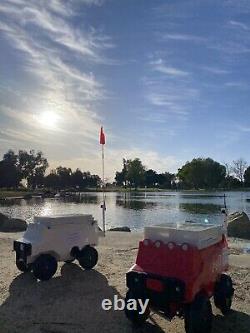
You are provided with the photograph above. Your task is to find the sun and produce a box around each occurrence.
[37,111,59,130]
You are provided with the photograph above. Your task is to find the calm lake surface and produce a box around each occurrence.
[1,191,250,231]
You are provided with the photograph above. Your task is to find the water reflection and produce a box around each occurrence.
[0,197,44,207]
[116,199,157,210]
[179,203,222,214]
[61,194,99,204]
[0,191,250,230]
[179,194,225,199]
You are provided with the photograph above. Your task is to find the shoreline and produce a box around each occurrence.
[1,188,250,201]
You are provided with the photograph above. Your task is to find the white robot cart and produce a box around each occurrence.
[13,214,100,281]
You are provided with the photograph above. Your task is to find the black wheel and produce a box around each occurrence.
[78,246,98,270]
[65,258,75,264]
[185,294,213,333]
[16,260,32,272]
[214,274,234,315]
[124,289,150,327]
[33,254,58,281]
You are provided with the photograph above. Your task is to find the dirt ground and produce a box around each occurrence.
[0,232,249,333]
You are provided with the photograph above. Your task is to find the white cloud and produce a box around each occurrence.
[143,76,198,117]
[145,58,195,115]
[237,124,250,133]
[201,66,230,75]
[0,0,113,155]
[224,81,249,89]
[162,33,206,43]
[150,59,190,77]
[229,20,249,31]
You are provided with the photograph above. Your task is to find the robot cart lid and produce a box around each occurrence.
[34,214,96,227]
[144,222,225,250]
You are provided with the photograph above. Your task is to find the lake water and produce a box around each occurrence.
[0,191,250,231]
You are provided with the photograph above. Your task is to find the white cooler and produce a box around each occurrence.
[144,223,224,250]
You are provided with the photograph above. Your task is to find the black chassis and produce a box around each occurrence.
[13,240,32,265]
[126,270,186,313]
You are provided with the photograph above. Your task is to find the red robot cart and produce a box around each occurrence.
[125,222,234,333]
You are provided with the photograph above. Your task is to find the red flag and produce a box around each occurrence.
[99,126,105,145]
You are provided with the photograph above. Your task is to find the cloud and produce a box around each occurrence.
[0,0,114,154]
[162,33,206,43]
[150,59,190,77]
[208,40,250,55]
[237,124,250,133]
[229,20,249,31]
[145,58,195,116]
[224,81,249,89]
[143,74,198,118]
[201,66,230,75]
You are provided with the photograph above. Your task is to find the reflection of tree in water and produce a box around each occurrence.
[116,199,157,210]
[179,203,222,214]
[79,194,99,204]
[0,197,44,207]
[61,194,99,204]
[180,194,225,199]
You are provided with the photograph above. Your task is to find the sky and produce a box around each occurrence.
[0,0,250,181]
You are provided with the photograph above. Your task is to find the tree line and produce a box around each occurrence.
[1,149,250,191]
[115,157,250,190]
[0,150,100,190]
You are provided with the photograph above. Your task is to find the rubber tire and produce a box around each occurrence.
[65,258,75,264]
[184,294,213,333]
[214,274,234,315]
[78,246,98,270]
[33,254,58,281]
[124,289,150,327]
[16,260,32,272]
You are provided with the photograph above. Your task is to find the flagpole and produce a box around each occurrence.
[102,143,106,236]
[100,126,106,236]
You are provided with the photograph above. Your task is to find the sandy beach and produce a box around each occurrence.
[0,231,249,333]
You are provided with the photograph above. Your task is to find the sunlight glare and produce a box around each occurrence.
[37,111,60,130]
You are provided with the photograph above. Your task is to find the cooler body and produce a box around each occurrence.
[127,223,229,309]
[14,214,99,264]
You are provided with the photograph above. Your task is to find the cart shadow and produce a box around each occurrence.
[0,263,165,333]
[213,310,250,333]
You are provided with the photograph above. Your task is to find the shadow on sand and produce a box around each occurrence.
[212,309,250,333]
[1,263,249,333]
[0,263,165,333]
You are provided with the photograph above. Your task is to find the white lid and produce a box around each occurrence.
[34,214,94,226]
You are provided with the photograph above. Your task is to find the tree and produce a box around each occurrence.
[126,158,145,190]
[71,169,84,188]
[157,172,175,188]
[222,176,241,189]
[244,166,250,187]
[84,173,101,188]
[0,152,21,188]
[232,158,248,184]
[3,150,18,165]
[224,163,232,178]
[44,170,60,189]
[177,158,226,189]
[56,166,72,189]
[18,150,48,188]
[145,169,158,187]
[203,158,226,188]
[115,159,129,187]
